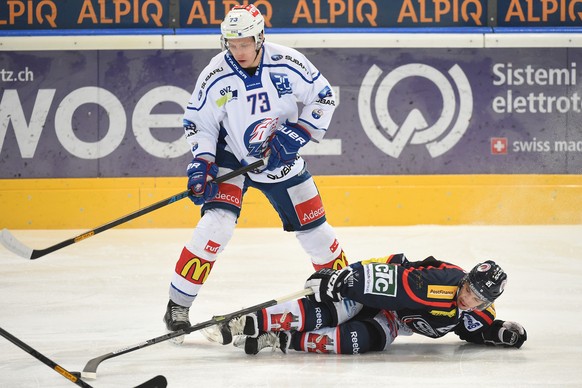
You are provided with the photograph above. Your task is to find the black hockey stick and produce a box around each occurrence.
[82,288,312,379]
[1,160,264,260]
[0,326,167,388]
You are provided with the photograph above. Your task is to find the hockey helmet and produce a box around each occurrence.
[461,260,507,309]
[221,4,265,52]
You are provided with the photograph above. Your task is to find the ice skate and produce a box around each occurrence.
[233,331,290,355]
[163,300,191,345]
[201,314,258,345]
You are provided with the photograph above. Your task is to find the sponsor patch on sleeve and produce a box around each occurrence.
[463,314,484,332]
[363,263,397,297]
[427,285,457,300]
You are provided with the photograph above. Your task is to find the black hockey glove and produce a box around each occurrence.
[484,320,527,349]
[304,267,352,303]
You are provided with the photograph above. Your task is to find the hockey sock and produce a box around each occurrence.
[296,222,349,270]
[257,298,337,333]
[312,249,349,271]
[290,320,379,355]
[169,248,215,306]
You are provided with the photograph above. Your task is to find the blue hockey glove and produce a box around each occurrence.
[304,267,352,303]
[186,158,219,205]
[266,122,311,171]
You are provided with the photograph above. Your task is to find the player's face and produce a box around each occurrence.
[227,37,261,69]
[457,282,489,311]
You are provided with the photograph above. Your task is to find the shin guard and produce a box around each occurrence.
[169,208,237,306]
[258,298,341,333]
[259,300,308,332]
[290,320,377,355]
[170,247,215,307]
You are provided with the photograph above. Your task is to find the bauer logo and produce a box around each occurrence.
[358,63,473,158]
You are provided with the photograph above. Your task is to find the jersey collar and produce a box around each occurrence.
[224,49,264,91]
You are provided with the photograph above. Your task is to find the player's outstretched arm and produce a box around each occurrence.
[456,319,527,348]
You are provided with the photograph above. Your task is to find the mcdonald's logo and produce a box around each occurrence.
[333,251,348,270]
[180,257,214,284]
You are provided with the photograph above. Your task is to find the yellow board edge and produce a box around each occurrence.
[0,175,581,229]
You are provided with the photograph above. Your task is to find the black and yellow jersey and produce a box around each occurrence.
[342,255,496,340]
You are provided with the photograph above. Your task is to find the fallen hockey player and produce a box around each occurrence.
[203,254,527,355]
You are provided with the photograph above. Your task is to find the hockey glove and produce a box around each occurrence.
[304,267,352,303]
[266,122,311,171]
[186,158,219,205]
[484,320,527,348]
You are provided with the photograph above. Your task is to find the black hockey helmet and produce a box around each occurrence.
[461,260,507,309]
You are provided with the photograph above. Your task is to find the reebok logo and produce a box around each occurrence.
[350,331,360,354]
[314,307,323,329]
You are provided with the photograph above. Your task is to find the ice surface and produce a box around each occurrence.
[1,226,581,387]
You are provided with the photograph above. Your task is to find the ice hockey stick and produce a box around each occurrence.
[0,326,167,388]
[1,160,264,260]
[82,288,312,379]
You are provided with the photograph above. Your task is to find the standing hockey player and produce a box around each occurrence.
[164,4,348,341]
[224,256,527,354]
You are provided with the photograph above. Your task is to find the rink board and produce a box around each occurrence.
[2,33,582,229]
[1,174,580,229]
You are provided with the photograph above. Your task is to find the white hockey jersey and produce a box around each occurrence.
[183,41,337,183]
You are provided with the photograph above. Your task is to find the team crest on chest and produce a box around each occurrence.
[270,73,293,97]
[245,118,279,158]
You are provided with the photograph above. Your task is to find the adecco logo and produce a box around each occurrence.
[358,63,473,158]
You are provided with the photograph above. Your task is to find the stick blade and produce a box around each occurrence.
[0,229,33,259]
[81,353,112,379]
[134,375,168,388]
[80,370,97,380]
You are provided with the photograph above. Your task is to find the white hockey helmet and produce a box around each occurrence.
[220,4,265,51]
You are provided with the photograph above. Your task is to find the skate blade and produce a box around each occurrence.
[201,326,224,344]
[169,334,185,345]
